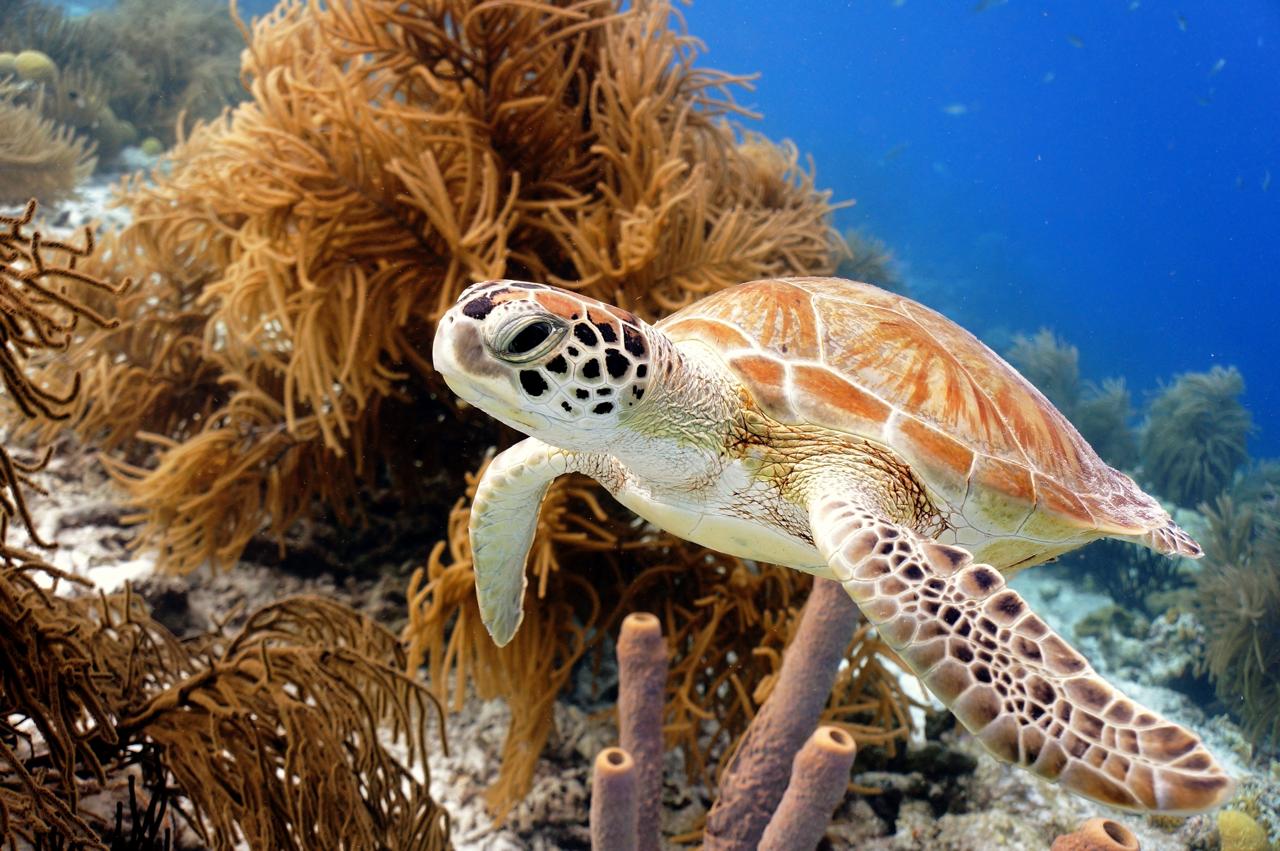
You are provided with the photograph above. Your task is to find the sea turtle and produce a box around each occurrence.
[432,276,1233,813]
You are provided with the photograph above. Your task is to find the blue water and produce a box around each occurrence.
[682,0,1280,457]
[59,0,1280,456]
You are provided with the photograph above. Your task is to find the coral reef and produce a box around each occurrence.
[404,473,914,819]
[1007,329,1082,414]
[93,0,243,144]
[589,608,868,849]
[18,1,872,822]
[0,91,95,205]
[0,199,123,532]
[758,726,859,851]
[617,612,667,851]
[42,65,139,160]
[1050,817,1140,851]
[12,47,57,83]
[704,578,859,849]
[1217,809,1269,851]
[37,0,842,576]
[591,747,640,850]
[9,0,919,833]
[1231,459,1280,507]
[1004,330,1138,470]
[836,228,905,294]
[1196,494,1280,747]
[1141,366,1253,508]
[1063,538,1190,616]
[0,203,451,849]
[1072,378,1139,472]
[1,0,244,151]
[3,579,454,849]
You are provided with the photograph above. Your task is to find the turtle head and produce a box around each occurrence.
[433,280,656,451]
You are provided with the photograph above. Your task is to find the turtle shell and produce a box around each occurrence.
[658,277,1168,549]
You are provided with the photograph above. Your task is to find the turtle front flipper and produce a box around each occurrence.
[471,438,570,646]
[808,492,1234,814]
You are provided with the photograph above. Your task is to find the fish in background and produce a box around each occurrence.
[882,142,910,164]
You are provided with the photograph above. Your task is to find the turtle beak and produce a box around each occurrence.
[432,309,485,405]
[432,309,552,433]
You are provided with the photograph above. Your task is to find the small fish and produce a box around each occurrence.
[1067,34,1085,49]
[882,142,910,163]
[941,103,969,116]
[893,0,906,6]
[973,0,1008,11]
[1042,71,1056,84]
[1196,95,1212,107]
[1264,170,1273,192]
[1128,0,1140,9]
[1176,13,1187,32]
[1235,174,1245,190]
[1208,58,1226,76]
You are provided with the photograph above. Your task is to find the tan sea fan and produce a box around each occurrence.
[1,201,451,850]
[33,0,842,576]
[0,95,95,205]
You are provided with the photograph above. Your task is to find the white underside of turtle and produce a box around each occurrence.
[432,275,1234,815]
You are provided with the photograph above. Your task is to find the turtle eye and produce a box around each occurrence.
[491,315,566,364]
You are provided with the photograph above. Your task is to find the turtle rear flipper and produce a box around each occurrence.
[470,439,569,646]
[1126,519,1204,559]
[809,492,1234,814]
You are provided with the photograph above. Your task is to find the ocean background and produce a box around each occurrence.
[676,0,1280,458]
[63,0,1280,455]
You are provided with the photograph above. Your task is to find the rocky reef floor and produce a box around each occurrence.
[11,435,1277,851]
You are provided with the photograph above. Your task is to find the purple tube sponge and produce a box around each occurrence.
[617,611,668,851]
[758,725,858,851]
[590,746,639,851]
[702,578,860,850]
